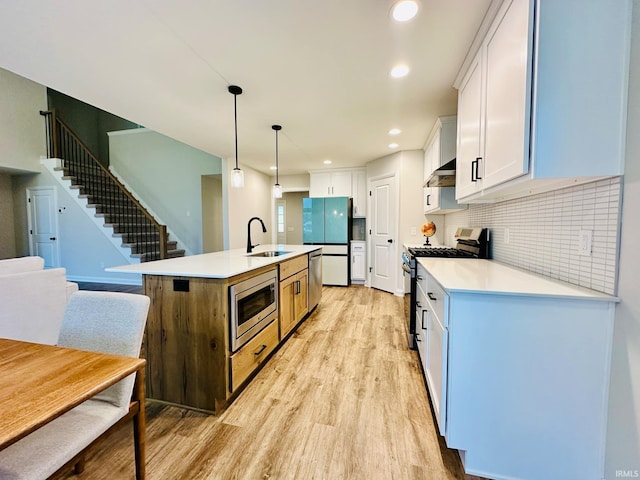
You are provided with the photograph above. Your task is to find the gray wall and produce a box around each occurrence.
[224,160,272,250]
[109,129,222,255]
[0,67,46,174]
[47,89,139,166]
[0,174,16,258]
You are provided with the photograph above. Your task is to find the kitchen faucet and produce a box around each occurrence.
[247,217,267,253]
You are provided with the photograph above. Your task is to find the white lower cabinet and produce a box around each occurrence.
[414,285,428,374]
[350,241,366,282]
[416,264,447,434]
[416,261,616,480]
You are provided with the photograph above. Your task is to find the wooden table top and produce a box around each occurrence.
[0,338,145,450]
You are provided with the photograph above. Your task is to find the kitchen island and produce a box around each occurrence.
[415,258,618,480]
[107,245,322,414]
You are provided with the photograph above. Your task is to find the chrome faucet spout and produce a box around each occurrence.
[247,217,267,253]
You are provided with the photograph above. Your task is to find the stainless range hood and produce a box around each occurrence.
[425,158,456,187]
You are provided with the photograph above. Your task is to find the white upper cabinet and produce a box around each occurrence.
[309,170,352,198]
[351,169,367,217]
[456,53,484,199]
[454,0,630,203]
[423,116,466,214]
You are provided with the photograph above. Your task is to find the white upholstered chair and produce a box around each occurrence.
[0,291,150,480]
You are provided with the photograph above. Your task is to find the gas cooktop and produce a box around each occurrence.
[408,247,476,258]
[408,227,489,259]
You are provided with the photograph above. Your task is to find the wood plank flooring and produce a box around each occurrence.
[63,285,484,480]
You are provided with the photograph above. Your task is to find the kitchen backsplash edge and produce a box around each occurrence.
[440,177,622,295]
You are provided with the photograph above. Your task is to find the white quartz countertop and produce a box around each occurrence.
[417,258,619,302]
[105,244,321,279]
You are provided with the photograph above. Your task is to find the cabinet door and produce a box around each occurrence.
[352,170,367,217]
[423,187,440,214]
[456,51,484,200]
[331,171,353,197]
[309,173,332,197]
[279,276,296,339]
[483,0,532,189]
[415,289,429,374]
[426,312,447,435]
[294,270,309,323]
[351,251,365,280]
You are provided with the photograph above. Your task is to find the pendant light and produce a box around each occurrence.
[228,85,244,188]
[272,124,283,199]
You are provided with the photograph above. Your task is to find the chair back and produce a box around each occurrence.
[57,291,150,408]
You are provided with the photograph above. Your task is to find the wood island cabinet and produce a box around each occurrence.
[142,254,315,415]
[279,255,308,339]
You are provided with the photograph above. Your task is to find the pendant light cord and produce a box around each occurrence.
[234,93,238,170]
[275,128,279,184]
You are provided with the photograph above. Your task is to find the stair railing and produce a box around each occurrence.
[41,110,168,260]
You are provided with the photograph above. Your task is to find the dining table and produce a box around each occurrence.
[0,337,147,479]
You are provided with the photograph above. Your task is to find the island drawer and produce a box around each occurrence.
[229,319,279,392]
[279,254,308,280]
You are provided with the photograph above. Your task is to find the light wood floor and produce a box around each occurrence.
[64,286,484,480]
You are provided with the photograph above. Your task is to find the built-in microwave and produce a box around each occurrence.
[229,270,278,352]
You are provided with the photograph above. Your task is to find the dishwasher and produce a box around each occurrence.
[308,250,322,311]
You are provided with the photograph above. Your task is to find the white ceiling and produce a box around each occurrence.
[0,0,492,176]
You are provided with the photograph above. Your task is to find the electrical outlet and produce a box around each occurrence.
[504,228,510,244]
[578,229,593,256]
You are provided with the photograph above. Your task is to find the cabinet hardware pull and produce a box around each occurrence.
[416,301,422,308]
[254,344,267,356]
[427,293,437,301]
[471,159,477,182]
[426,194,431,206]
[417,275,423,280]
[415,334,421,342]
[422,309,428,330]
[475,157,482,180]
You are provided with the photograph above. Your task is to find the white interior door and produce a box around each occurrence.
[27,187,60,268]
[369,175,397,293]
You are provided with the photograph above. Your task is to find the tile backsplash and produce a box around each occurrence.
[441,178,622,295]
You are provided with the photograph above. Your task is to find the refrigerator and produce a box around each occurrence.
[303,197,351,286]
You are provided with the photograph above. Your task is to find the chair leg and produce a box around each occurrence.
[73,456,86,474]
[133,368,147,480]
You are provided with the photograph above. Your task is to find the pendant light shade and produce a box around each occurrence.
[229,85,244,188]
[272,124,283,199]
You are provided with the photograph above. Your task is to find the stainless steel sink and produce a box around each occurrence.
[246,250,292,257]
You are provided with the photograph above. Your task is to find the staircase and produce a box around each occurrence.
[41,110,185,262]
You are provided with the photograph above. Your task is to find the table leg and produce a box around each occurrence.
[133,366,146,480]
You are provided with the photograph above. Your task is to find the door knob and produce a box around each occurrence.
[387,239,393,243]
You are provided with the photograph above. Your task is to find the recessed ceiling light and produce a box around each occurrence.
[270,166,277,170]
[390,65,410,78]
[391,0,419,22]
[389,143,399,149]
[389,128,401,136]
[323,160,332,165]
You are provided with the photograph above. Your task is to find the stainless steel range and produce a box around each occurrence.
[402,227,489,349]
